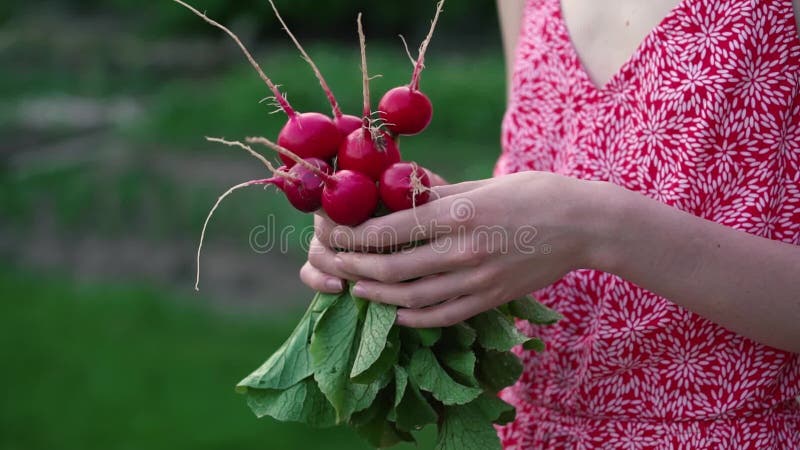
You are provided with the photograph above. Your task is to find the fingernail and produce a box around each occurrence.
[395,310,406,325]
[352,282,367,298]
[326,278,343,292]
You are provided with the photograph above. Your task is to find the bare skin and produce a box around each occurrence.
[300,2,800,354]
[501,0,800,90]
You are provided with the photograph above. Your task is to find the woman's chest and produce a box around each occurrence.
[559,0,681,89]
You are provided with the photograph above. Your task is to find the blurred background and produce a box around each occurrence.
[0,0,506,448]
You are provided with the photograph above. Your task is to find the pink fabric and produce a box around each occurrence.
[495,0,800,448]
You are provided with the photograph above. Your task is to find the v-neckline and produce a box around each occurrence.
[555,0,692,93]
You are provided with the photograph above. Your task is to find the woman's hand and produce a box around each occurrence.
[299,169,449,294]
[303,171,604,327]
[301,169,800,351]
[298,215,351,294]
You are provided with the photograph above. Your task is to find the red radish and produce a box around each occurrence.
[378,87,432,136]
[338,129,400,180]
[247,136,379,226]
[379,162,432,212]
[338,14,401,180]
[377,0,444,135]
[268,0,362,138]
[173,0,340,165]
[283,157,333,212]
[276,112,340,165]
[321,170,379,226]
[334,114,365,137]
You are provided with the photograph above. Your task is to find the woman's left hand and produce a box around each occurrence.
[315,171,606,327]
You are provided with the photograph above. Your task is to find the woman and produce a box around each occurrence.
[301,0,800,448]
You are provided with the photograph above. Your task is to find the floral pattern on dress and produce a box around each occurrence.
[495,0,800,448]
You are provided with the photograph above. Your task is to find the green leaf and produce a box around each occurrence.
[351,302,397,379]
[352,326,401,384]
[438,348,478,387]
[312,291,343,314]
[332,340,393,423]
[475,349,523,393]
[395,379,438,432]
[350,283,370,320]
[435,403,502,450]
[351,389,416,448]
[469,309,529,352]
[237,298,321,392]
[408,348,481,405]
[522,337,546,352]
[507,296,562,325]
[496,303,512,316]
[351,368,393,414]
[310,292,360,422]
[245,378,336,428]
[416,327,442,346]
[471,393,516,425]
[398,326,421,357]
[440,322,477,349]
[393,365,408,408]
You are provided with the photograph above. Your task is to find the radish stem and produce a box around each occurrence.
[205,137,292,180]
[171,0,295,117]
[246,136,333,182]
[268,0,343,118]
[410,0,445,90]
[357,13,371,136]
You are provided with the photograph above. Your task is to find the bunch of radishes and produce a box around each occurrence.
[173,5,564,449]
[173,0,445,289]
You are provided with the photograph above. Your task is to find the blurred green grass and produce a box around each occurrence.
[0,266,436,450]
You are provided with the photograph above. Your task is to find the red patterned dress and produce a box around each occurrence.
[494,0,800,448]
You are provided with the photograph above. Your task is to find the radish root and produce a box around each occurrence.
[171,0,295,116]
[195,178,276,290]
[409,162,436,228]
[268,0,343,118]
[246,136,333,181]
[260,92,292,115]
[410,0,445,90]
[205,137,291,180]
[398,35,417,66]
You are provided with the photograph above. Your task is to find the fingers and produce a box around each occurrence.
[307,237,357,280]
[299,261,345,293]
[424,169,448,187]
[430,179,491,198]
[336,241,485,283]
[396,294,492,328]
[315,179,490,250]
[326,195,462,249]
[351,267,492,309]
[313,212,338,244]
